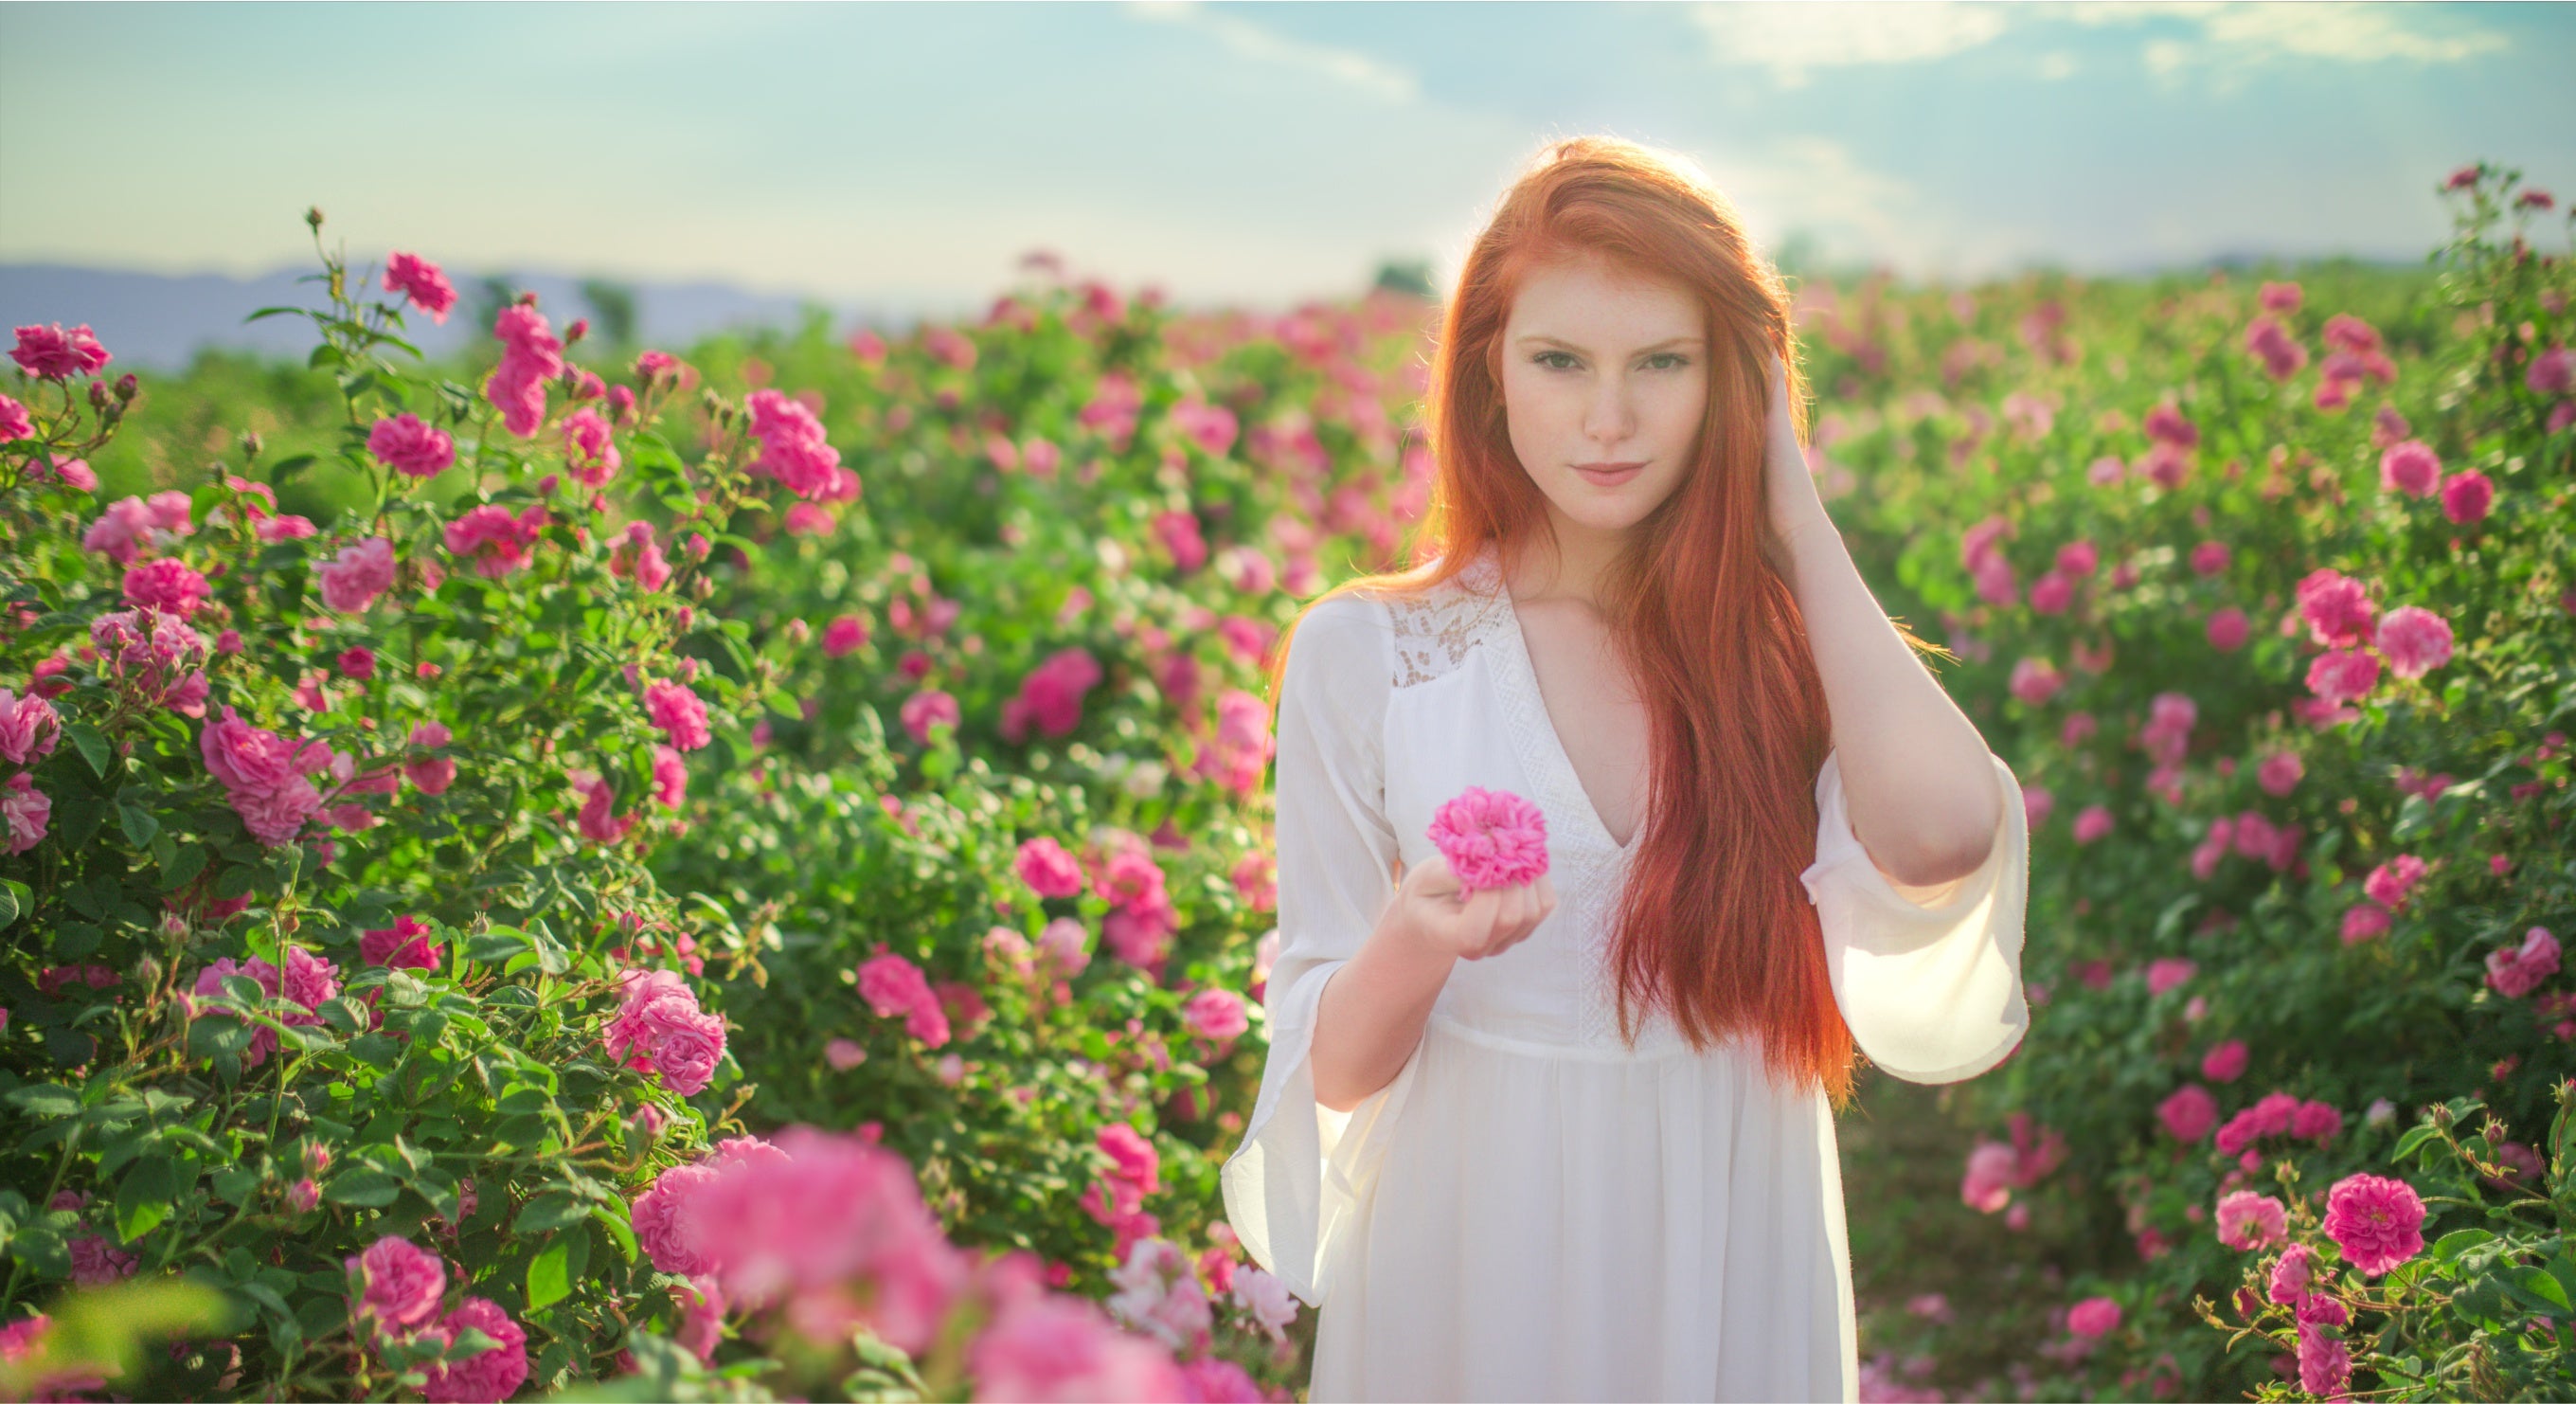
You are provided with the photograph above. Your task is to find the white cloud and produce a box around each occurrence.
[2057,1,2509,78]
[1121,0,1420,102]
[1686,2,2016,89]
[1689,1,2508,91]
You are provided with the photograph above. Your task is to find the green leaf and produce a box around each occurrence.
[158,839,209,892]
[116,1157,179,1241]
[590,1203,637,1263]
[244,305,312,324]
[52,920,101,959]
[325,1170,400,1207]
[66,722,112,779]
[211,1165,260,1207]
[2510,1266,2571,1314]
[2392,1124,2445,1161]
[116,801,159,847]
[271,453,318,483]
[8,1085,81,1119]
[2433,1228,2495,1262]
[0,877,27,929]
[526,1241,571,1312]
[513,1192,590,1233]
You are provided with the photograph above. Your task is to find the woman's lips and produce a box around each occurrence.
[1575,463,1644,486]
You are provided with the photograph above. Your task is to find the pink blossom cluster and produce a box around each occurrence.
[442,502,549,578]
[86,605,213,718]
[11,322,112,380]
[853,945,946,1044]
[999,646,1103,743]
[1104,1238,1213,1356]
[1169,397,1240,458]
[316,536,398,613]
[2066,1295,2120,1339]
[1081,1123,1165,1266]
[1153,509,1208,572]
[2214,1189,2289,1251]
[2321,1171,2424,1277]
[2362,852,2429,914]
[367,412,456,478]
[2310,313,2397,412]
[1179,986,1248,1045]
[2293,567,2455,706]
[1079,370,1144,452]
[2134,693,2197,805]
[2125,401,2198,490]
[562,406,620,487]
[345,1234,527,1404]
[81,490,192,563]
[187,945,340,1071]
[636,1127,989,1357]
[743,387,844,498]
[0,1313,109,1398]
[2244,312,2310,382]
[1091,836,1179,974]
[608,521,671,591]
[208,473,320,543]
[1959,1111,2066,1222]
[2213,1090,2343,1157]
[1427,786,1550,891]
[1197,689,1274,799]
[384,252,458,325]
[900,688,960,746]
[486,301,564,438]
[121,555,210,621]
[362,913,445,971]
[2483,926,2561,999]
[201,704,347,846]
[1014,836,1083,900]
[604,967,727,1096]
[3,773,50,855]
[644,677,711,751]
[2191,809,2304,879]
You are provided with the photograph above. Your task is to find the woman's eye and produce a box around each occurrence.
[1534,351,1689,370]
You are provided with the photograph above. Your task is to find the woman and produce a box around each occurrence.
[1218,135,2031,1402]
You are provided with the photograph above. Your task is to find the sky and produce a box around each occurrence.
[3,0,2570,316]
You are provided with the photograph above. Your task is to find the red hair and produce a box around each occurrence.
[1266,135,1947,1112]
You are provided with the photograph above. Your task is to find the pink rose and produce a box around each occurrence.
[1426,785,1550,891]
[348,1234,447,1334]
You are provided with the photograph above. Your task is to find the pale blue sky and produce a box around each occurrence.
[3,1,2568,315]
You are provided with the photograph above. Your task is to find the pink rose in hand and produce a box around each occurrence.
[1426,786,1549,892]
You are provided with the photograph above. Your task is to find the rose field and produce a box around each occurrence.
[0,160,2570,1402]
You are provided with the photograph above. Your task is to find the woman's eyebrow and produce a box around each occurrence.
[1514,334,1706,354]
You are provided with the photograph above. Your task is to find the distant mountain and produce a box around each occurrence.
[0,262,972,373]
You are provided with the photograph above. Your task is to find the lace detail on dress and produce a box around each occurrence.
[1382,560,1513,691]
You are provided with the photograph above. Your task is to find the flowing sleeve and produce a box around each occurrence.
[1219,591,1412,1311]
[1798,747,2030,1084]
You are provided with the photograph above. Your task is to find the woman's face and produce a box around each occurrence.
[1497,254,1709,542]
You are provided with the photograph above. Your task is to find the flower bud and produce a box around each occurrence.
[242,430,264,459]
[692,574,715,600]
[516,291,539,307]
[785,618,811,646]
[305,206,325,231]
[133,955,163,989]
[88,381,111,412]
[114,373,139,403]
[566,317,589,345]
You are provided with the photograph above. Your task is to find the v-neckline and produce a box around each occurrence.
[1466,542,1639,858]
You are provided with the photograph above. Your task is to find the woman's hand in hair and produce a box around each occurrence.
[1759,348,1834,573]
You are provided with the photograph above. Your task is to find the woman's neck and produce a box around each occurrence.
[1500,519,1632,610]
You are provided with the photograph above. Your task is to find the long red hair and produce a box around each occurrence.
[1266,135,1945,1112]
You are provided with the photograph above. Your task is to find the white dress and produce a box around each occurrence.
[1219,540,2031,1404]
